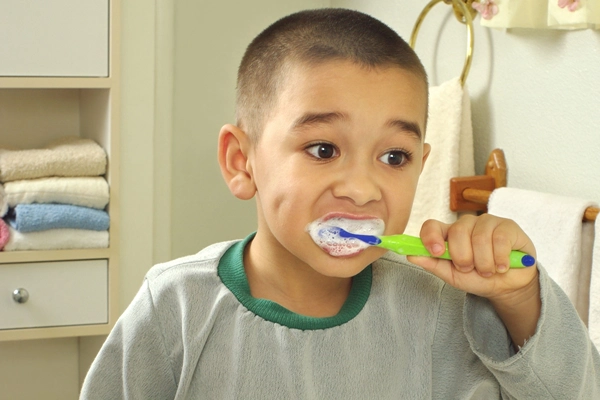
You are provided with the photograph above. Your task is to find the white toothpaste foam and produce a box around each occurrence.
[307,217,385,257]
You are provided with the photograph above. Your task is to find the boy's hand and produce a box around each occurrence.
[407,214,541,348]
[408,214,537,299]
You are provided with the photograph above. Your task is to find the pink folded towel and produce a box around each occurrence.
[0,136,107,183]
[0,218,9,250]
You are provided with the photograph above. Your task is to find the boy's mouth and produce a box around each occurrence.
[306,216,385,257]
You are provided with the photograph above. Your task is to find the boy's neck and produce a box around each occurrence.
[243,240,352,318]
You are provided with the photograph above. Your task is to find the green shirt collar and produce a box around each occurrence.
[218,233,372,330]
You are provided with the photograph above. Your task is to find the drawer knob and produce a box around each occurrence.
[12,288,29,304]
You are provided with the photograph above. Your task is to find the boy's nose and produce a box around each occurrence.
[331,165,382,206]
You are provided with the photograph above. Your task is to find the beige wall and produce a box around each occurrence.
[170,0,328,258]
[333,0,600,201]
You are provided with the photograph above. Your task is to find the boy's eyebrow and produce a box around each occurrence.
[289,112,423,141]
[290,112,346,131]
[386,119,423,141]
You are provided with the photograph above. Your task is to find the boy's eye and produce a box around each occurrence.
[378,150,410,167]
[306,143,338,159]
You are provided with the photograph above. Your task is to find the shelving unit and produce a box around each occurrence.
[0,0,120,342]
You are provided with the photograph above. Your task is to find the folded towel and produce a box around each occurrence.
[0,184,7,217]
[3,226,108,251]
[405,77,475,236]
[6,203,110,233]
[0,136,107,183]
[1,176,109,210]
[0,218,8,249]
[488,187,597,322]
[587,220,600,348]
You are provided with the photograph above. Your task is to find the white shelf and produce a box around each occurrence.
[0,77,114,89]
[0,249,112,264]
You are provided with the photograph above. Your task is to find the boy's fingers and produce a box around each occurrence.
[491,219,514,273]
[418,216,535,277]
[471,214,501,277]
[446,216,477,273]
[419,219,450,256]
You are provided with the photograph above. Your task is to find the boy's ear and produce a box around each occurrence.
[420,143,431,174]
[218,124,256,200]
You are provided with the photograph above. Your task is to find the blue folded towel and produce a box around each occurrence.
[6,203,110,233]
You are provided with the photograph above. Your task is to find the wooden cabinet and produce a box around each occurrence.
[0,0,119,342]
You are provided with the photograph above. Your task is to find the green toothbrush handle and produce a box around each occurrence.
[376,234,535,269]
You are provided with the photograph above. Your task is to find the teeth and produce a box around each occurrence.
[306,217,384,257]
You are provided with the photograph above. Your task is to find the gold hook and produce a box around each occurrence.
[410,0,475,86]
[443,0,478,24]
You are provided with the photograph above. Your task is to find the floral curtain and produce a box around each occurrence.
[473,0,600,29]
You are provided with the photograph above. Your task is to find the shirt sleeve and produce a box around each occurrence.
[464,264,600,399]
[80,279,177,399]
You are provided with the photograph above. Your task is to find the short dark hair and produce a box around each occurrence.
[236,8,428,142]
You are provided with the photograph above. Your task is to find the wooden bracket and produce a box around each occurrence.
[449,148,598,221]
[450,149,507,212]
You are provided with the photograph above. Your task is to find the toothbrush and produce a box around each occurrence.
[330,227,535,268]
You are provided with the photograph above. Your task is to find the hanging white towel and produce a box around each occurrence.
[405,77,474,236]
[587,219,600,349]
[488,187,597,323]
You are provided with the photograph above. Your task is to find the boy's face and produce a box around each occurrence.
[244,60,429,278]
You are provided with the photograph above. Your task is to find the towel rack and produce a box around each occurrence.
[450,149,599,222]
[410,0,475,87]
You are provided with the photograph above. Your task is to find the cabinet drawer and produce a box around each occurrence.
[0,0,109,77]
[0,259,108,330]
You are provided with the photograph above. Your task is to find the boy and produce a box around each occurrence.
[81,8,600,399]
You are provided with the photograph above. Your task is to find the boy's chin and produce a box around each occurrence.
[312,248,382,277]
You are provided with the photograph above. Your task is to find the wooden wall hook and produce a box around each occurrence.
[450,149,507,212]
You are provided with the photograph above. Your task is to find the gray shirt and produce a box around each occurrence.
[81,235,600,399]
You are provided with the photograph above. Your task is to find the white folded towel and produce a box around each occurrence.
[488,187,597,322]
[0,184,7,217]
[587,220,600,348]
[0,136,107,183]
[405,77,474,236]
[3,226,109,251]
[1,176,109,210]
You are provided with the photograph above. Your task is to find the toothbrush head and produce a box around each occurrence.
[336,228,381,245]
[306,217,385,257]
